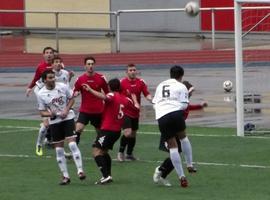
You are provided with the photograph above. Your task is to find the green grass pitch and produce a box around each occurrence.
[0,119,270,200]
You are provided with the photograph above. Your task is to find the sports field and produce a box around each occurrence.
[1,118,270,200]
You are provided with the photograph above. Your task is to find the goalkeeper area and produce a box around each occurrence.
[235,0,270,135]
[0,118,270,200]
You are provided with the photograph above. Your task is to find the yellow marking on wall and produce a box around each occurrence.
[25,0,110,29]
[25,37,111,54]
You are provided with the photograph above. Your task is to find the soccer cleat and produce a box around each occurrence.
[78,172,86,180]
[117,152,125,162]
[153,166,162,183]
[64,151,73,160]
[180,176,188,188]
[59,177,71,185]
[187,166,197,174]
[95,176,113,185]
[125,154,137,161]
[158,177,172,187]
[153,166,172,186]
[36,145,43,156]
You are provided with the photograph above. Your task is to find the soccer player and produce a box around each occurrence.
[37,70,86,185]
[73,56,109,144]
[82,78,139,184]
[35,56,73,157]
[52,48,75,81]
[26,47,54,97]
[25,46,54,156]
[117,63,152,161]
[152,65,191,188]
[153,80,201,187]
[182,80,208,119]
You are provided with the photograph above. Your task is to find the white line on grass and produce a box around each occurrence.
[0,128,38,134]
[0,153,269,169]
[1,125,270,139]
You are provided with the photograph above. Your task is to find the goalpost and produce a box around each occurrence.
[234,0,270,136]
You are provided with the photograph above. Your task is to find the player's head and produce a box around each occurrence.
[126,63,137,80]
[52,56,63,71]
[108,78,120,92]
[182,80,194,97]
[53,49,59,56]
[42,47,54,64]
[41,69,55,88]
[84,56,96,74]
[170,65,184,80]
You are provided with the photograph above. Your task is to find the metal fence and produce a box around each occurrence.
[0,6,270,52]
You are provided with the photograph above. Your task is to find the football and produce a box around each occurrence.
[185,1,200,17]
[223,80,233,92]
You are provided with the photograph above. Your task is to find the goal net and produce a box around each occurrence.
[235,0,270,136]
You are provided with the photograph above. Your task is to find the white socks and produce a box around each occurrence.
[55,147,69,178]
[180,137,193,167]
[68,142,83,174]
[36,124,47,146]
[169,148,185,178]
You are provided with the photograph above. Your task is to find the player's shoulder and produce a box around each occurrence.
[95,72,105,78]
[55,82,67,90]
[37,61,46,67]
[37,61,50,69]
[37,86,48,97]
[75,73,86,82]
[137,77,147,85]
[61,69,69,74]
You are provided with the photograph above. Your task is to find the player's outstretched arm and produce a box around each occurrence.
[26,88,32,97]
[82,83,106,100]
[145,94,152,103]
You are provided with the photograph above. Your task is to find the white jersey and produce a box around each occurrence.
[54,69,70,87]
[152,78,189,119]
[34,69,70,95]
[37,82,75,124]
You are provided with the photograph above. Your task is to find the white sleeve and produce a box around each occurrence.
[180,86,189,103]
[65,84,73,99]
[37,93,46,111]
[152,84,161,104]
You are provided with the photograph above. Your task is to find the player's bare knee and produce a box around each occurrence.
[75,123,85,133]
[123,128,132,137]
[178,131,187,140]
[167,137,178,149]
[54,141,64,148]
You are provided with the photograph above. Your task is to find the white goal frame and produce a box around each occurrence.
[234,0,270,136]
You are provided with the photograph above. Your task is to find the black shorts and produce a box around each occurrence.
[49,119,76,143]
[92,130,121,150]
[158,110,186,141]
[122,116,139,131]
[159,135,182,153]
[77,112,102,129]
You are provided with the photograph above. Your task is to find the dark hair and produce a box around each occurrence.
[84,56,96,64]
[52,56,62,63]
[53,49,59,53]
[127,63,136,68]
[41,69,55,82]
[182,80,193,90]
[170,65,184,79]
[42,47,54,54]
[108,78,120,92]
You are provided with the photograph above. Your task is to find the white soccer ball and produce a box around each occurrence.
[223,80,233,92]
[185,1,200,17]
